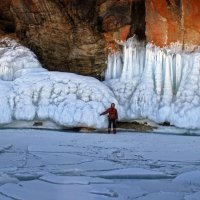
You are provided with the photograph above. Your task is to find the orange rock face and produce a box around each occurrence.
[146,0,200,47]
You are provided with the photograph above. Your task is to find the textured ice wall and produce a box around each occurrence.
[105,37,200,129]
[9,72,120,128]
[0,38,46,81]
[0,38,121,128]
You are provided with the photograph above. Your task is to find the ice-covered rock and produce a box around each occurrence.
[0,38,124,128]
[1,36,200,129]
[105,36,200,129]
[0,38,46,81]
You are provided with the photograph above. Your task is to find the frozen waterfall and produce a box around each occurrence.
[105,37,200,129]
[0,38,123,129]
[0,38,46,81]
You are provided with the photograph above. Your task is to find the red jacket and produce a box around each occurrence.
[100,107,118,120]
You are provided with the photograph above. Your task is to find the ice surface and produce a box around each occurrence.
[0,180,110,200]
[135,192,184,200]
[40,173,113,185]
[185,192,200,200]
[0,129,199,200]
[0,174,18,186]
[98,168,168,179]
[105,37,200,129]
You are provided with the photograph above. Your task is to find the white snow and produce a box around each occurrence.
[40,173,113,185]
[0,129,199,200]
[185,192,200,200]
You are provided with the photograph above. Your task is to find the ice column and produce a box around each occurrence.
[120,37,146,81]
[105,37,146,81]
[105,51,122,80]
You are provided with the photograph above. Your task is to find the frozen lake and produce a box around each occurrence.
[0,129,199,200]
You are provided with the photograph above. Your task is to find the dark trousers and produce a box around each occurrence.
[108,119,117,133]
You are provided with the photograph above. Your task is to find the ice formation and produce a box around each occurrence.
[0,38,122,128]
[0,38,46,81]
[1,36,200,129]
[105,37,200,129]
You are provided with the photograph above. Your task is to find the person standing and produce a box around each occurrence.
[100,103,118,134]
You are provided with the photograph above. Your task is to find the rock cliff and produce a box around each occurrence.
[0,0,199,77]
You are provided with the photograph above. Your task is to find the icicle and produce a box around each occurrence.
[105,53,114,81]
[0,38,43,81]
[154,48,163,96]
[0,64,14,81]
[120,46,129,81]
[175,54,182,93]
[162,53,173,104]
[105,52,122,80]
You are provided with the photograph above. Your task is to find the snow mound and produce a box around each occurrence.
[173,171,200,186]
[98,168,169,179]
[90,188,118,198]
[0,38,46,81]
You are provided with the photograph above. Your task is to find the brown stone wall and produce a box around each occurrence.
[10,0,106,77]
[1,0,144,77]
[0,0,15,35]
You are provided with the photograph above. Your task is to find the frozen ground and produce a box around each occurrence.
[0,129,199,200]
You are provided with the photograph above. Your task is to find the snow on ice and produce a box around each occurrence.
[0,129,199,200]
